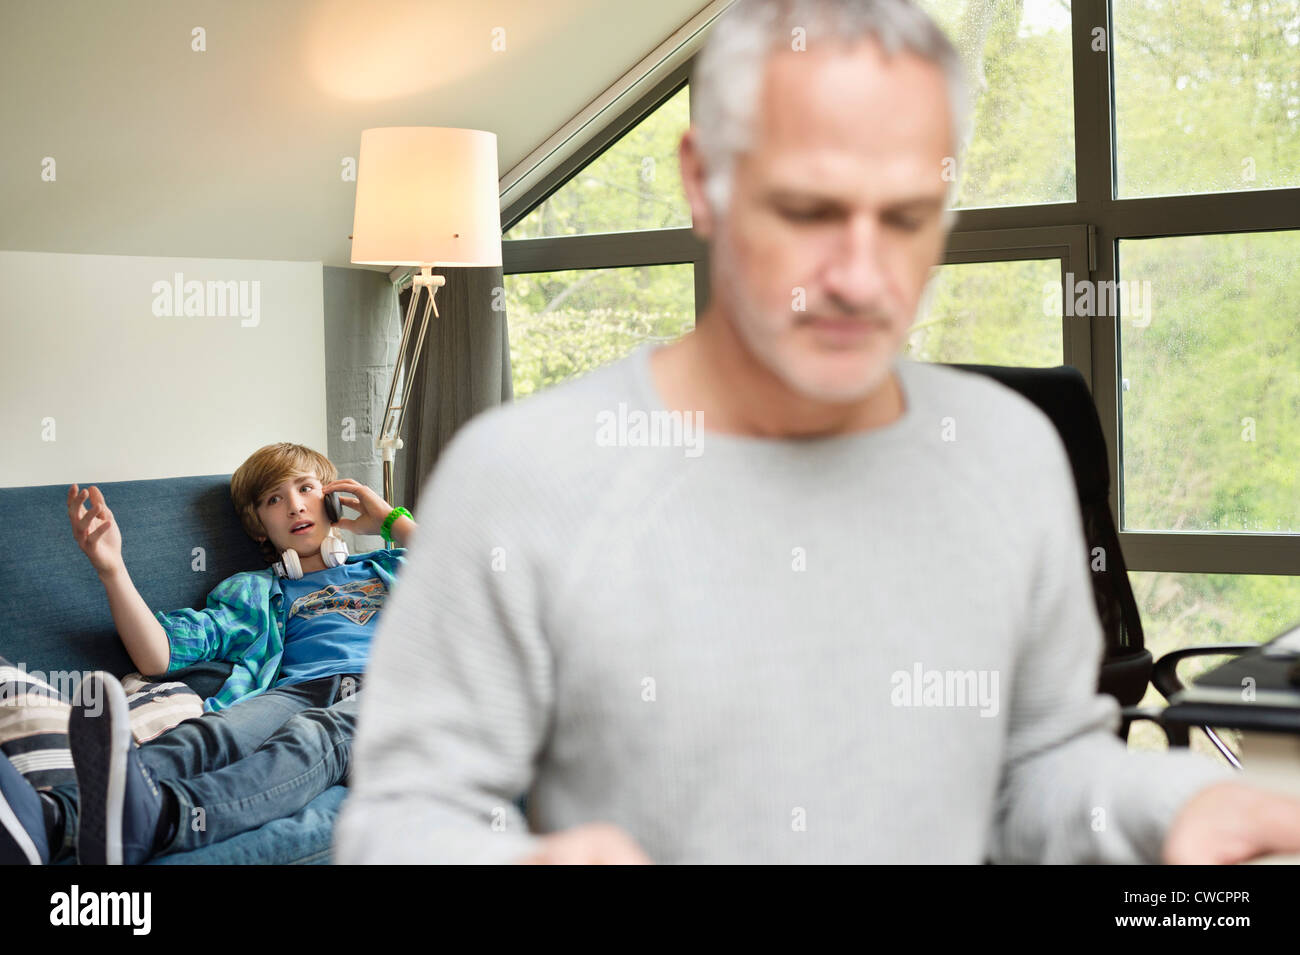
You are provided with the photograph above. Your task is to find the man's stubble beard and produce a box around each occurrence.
[709,209,899,407]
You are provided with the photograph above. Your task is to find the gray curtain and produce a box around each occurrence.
[394,266,513,513]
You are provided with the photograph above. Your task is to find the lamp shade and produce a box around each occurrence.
[350,127,502,267]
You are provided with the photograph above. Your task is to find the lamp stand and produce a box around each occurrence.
[377,266,445,514]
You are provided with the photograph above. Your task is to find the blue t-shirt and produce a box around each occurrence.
[272,559,390,688]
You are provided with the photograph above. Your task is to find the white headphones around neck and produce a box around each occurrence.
[272,529,349,580]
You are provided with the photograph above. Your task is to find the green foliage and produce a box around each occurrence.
[1113,0,1300,196]
[905,258,1063,364]
[920,0,1077,206]
[503,85,696,398]
[505,86,692,240]
[1120,230,1299,535]
[506,266,694,398]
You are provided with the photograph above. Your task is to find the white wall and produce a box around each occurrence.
[0,250,327,487]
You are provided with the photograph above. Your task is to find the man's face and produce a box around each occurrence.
[257,471,328,555]
[687,38,953,404]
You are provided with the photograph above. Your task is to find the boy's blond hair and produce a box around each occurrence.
[230,443,339,565]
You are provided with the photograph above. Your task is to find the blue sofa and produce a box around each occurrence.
[0,473,346,864]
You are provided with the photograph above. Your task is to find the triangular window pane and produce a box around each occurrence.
[505,85,691,239]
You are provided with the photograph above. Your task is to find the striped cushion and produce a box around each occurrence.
[0,665,74,790]
[120,674,205,743]
[0,662,203,790]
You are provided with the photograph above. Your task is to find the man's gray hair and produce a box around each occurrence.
[690,0,971,228]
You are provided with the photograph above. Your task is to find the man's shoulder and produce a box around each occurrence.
[900,357,1049,415]
[899,359,1066,458]
[899,361,1085,542]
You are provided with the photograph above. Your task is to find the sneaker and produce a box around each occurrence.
[69,672,164,865]
[0,749,49,864]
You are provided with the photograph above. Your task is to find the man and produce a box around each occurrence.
[335,0,1300,863]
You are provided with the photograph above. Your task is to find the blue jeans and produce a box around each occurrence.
[46,673,360,862]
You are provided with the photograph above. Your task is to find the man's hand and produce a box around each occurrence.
[517,823,653,865]
[1164,780,1300,863]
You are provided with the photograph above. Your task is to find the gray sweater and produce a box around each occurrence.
[335,345,1231,864]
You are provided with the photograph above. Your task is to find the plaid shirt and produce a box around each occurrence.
[156,548,407,712]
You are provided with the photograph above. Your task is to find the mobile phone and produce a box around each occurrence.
[324,491,343,524]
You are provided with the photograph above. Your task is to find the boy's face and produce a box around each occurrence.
[256,471,330,557]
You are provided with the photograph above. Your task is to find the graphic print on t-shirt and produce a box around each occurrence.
[287,578,387,627]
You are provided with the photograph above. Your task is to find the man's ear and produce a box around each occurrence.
[679,128,716,242]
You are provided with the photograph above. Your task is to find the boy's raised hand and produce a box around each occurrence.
[322,479,395,538]
[67,484,124,577]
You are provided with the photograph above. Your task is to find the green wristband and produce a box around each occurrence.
[380,506,411,543]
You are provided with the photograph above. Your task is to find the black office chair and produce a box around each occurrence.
[946,363,1243,765]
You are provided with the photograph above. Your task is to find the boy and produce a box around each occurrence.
[0,442,415,864]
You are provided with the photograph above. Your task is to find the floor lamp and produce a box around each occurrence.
[349,126,503,507]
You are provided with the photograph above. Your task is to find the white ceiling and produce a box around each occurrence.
[0,0,709,268]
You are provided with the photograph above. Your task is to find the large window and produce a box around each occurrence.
[505,86,691,240]
[1127,572,1300,755]
[506,265,695,398]
[503,82,698,396]
[500,1,1300,759]
[1119,230,1300,535]
[1112,0,1300,198]
[918,0,1078,208]
[906,258,1063,366]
